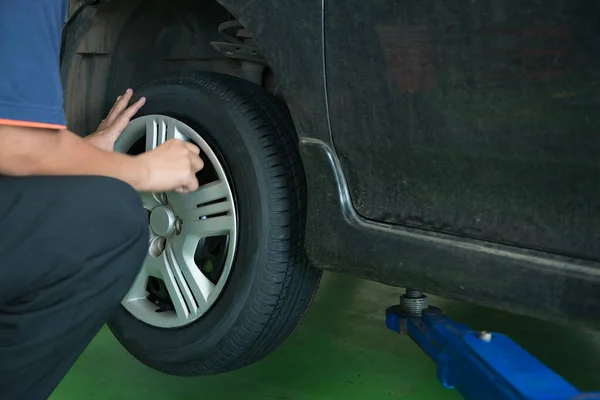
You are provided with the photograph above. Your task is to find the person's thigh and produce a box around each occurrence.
[0,175,148,399]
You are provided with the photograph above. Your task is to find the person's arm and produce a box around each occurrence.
[0,126,148,189]
[0,2,138,180]
[0,1,203,193]
[0,1,144,183]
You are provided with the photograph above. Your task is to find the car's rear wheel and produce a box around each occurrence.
[107,71,321,376]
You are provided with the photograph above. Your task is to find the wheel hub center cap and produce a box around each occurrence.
[150,206,177,237]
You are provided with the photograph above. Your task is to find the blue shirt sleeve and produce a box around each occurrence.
[0,0,67,128]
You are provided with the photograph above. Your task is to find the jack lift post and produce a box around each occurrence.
[385,289,600,400]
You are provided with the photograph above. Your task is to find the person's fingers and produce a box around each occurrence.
[96,97,121,130]
[185,176,200,192]
[190,154,204,172]
[124,97,146,118]
[96,119,108,131]
[103,89,134,127]
[117,97,146,126]
[114,89,134,113]
[105,89,134,124]
[107,95,122,116]
[183,141,200,154]
[177,184,197,194]
[108,97,146,136]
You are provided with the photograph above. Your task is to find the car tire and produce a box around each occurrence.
[106,70,322,376]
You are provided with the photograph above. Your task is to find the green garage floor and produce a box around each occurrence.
[51,272,600,400]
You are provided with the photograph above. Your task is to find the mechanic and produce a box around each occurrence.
[0,1,205,398]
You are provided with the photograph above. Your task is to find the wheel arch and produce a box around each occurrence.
[61,0,326,139]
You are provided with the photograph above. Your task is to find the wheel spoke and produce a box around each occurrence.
[177,199,232,221]
[182,214,234,238]
[122,263,150,303]
[145,116,185,151]
[172,180,229,210]
[171,234,216,301]
[161,246,202,322]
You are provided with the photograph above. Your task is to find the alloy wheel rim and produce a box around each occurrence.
[114,114,238,328]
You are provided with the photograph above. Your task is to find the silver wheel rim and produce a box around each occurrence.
[114,114,238,328]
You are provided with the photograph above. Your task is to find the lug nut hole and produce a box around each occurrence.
[150,237,167,257]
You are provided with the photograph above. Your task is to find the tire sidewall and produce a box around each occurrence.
[108,82,272,364]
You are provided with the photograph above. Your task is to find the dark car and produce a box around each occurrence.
[61,0,600,376]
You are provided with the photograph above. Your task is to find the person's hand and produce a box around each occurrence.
[135,139,204,193]
[86,89,146,152]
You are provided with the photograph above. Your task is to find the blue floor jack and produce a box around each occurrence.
[385,289,600,400]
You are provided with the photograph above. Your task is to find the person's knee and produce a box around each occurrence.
[77,177,149,295]
[85,176,147,229]
[82,176,147,244]
[0,175,148,304]
[56,176,148,264]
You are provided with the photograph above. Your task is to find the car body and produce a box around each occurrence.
[61,0,600,372]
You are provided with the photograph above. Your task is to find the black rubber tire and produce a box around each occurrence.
[107,71,322,376]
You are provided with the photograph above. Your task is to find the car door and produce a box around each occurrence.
[324,0,600,260]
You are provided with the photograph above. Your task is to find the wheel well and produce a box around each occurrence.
[61,0,278,135]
